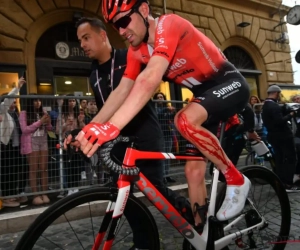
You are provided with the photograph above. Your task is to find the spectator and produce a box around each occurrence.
[291,94,300,184]
[262,85,300,192]
[249,95,260,108]
[20,94,53,205]
[84,99,97,124]
[56,95,85,195]
[0,77,26,207]
[80,99,88,115]
[249,95,264,138]
[153,92,176,183]
[83,99,98,183]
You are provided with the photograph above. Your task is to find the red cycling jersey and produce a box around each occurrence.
[124,14,228,89]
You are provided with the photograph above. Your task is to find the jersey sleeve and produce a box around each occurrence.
[123,47,142,81]
[152,15,183,63]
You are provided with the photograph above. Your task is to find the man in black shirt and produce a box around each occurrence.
[73,17,193,249]
[262,85,300,192]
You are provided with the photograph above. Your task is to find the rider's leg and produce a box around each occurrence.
[175,103,250,221]
[175,103,243,180]
[185,160,207,226]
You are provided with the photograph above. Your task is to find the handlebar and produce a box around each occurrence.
[99,136,140,175]
[63,130,140,176]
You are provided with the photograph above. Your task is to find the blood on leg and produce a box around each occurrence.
[176,112,243,185]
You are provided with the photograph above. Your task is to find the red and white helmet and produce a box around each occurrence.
[102,0,147,22]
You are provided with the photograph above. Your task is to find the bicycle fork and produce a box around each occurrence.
[92,180,131,250]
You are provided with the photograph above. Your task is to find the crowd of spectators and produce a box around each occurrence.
[0,79,102,207]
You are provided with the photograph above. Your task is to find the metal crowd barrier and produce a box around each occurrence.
[0,95,189,207]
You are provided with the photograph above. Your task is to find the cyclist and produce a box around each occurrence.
[74,0,251,229]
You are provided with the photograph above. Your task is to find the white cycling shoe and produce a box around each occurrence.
[216,175,251,221]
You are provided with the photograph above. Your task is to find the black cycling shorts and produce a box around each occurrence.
[191,61,250,121]
[185,61,250,155]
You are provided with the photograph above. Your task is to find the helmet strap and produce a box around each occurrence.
[136,10,150,43]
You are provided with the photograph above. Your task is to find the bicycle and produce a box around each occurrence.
[15,124,291,250]
[245,140,276,172]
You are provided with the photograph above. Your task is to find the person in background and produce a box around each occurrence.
[291,94,300,184]
[84,99,98,124]
[56,95,85,196]
[0,77,26,207]
[20,94,53,205]
[153,92,176,183]
[83,99,98,183]
[249,95,260,108]
[8,95,28,203]
[262,85,300,192]
[80,99,88,115]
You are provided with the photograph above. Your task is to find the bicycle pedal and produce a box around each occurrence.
[235,238,246,249]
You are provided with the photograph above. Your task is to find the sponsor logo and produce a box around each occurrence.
[197,42,219,73]
[157,15,167,35]
[213,81,241,98]
[173,69,195,81]
[120,189,130,212]
[156,45,168,50]
[158,37,165,45]
[90,127,100,136]
[155,50,169,58]
[169,58,187,71]
[100,124,110,130]
[138,176,195,239]
[224,70,238,76]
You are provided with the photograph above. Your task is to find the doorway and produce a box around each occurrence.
[54,76,92,96]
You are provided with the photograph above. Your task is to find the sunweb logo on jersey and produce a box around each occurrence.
[213,81,241,98]
[169,58,187,71]
[157,15,167,35]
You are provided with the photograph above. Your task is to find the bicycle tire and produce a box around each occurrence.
[15,187,160,250]
[219,166,290,250]
[183,166,290,250]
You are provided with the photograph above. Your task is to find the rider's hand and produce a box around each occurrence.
[76,122,120,157]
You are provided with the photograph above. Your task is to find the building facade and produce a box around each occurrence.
[0,0,293,100]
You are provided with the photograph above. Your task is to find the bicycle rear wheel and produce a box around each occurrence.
[217,165,290,250]
[15,187,160,250]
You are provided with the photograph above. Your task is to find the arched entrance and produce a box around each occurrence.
[24,9,126,94]
[35,20,126,96]
[35,21,92,96]
[223,46,261,97]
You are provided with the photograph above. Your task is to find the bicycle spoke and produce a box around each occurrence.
[39,235,66,249]
[88,203,96,243]
[63,214,86,250]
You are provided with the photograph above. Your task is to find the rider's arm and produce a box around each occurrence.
[110,55,170,130]
[90,77,135,124]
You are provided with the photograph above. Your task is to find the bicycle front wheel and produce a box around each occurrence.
[15,187,160,250]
